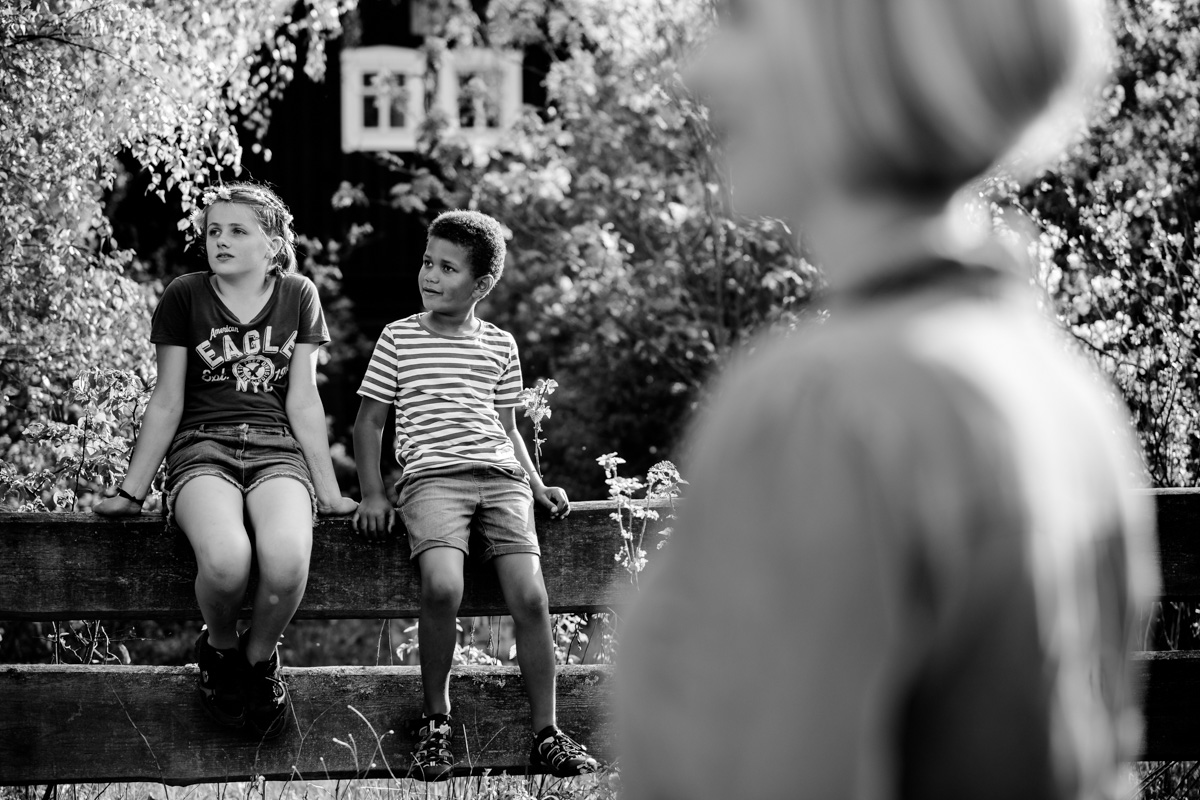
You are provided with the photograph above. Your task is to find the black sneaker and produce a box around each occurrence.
[195,629,245,728]
[409,713,455,782]
[530,726,601,776]
[240,635,289,739]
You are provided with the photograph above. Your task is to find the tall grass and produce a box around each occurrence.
[0,774,619,800]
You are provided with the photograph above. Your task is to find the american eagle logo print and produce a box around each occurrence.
[195,325,296,393]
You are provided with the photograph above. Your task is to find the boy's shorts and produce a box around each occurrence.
[398,464,540,562]
[164,423,317,525]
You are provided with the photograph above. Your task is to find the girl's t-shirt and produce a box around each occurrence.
[151,271,330,431]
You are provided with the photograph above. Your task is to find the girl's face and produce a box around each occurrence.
[687,0,844,220]
[205,202,280,279]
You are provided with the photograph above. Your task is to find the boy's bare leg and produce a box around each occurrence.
[494,553,556,732]
[174,475,252,649]
[417,547,466,716]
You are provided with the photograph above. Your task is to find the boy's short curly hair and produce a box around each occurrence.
[428,210,506,283]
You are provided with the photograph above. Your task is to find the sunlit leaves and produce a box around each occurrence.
[0,0,346,509]
[985,0,1200,486]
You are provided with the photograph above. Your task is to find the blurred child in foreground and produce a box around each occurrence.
[617,1,1160,798]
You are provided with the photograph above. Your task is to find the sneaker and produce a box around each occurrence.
[530,726,601,776]
[240,634,289,739]
[195,629,245,728]
[409,713,455,782]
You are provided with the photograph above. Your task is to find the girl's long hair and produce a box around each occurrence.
[195,182,298,275]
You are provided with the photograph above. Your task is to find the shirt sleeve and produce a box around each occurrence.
[494,334,524,407]
[358,325,399,404]
[150,276,192,346]
[295,276,331,345]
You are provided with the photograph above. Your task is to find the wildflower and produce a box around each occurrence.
[596,452,626,472]
[197,185,234,211]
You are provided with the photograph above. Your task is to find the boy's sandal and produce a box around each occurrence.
[410,714,456,782]
[530,726,601,776]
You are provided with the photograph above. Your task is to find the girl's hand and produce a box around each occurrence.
[319,496,359,517]
[94,495,144,517]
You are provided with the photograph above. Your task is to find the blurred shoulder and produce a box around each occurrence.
[694,276,1145,505]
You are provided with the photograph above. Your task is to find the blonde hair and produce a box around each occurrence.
[809,0,1107,199]
[196,182,298,274]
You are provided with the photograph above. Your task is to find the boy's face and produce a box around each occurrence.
[419,237,489,315]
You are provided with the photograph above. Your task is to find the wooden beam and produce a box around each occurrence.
[0,500,670,620]
[1,654,1197,785]
[1137,650,1200,761]
[2,487,1194,621]
[0,663,613,785]
[1148,489,1200,599]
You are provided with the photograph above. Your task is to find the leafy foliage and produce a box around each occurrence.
[985,0,1200,486]
[1,0,347,510]
[1,367,155,512]
[363,0,820,494]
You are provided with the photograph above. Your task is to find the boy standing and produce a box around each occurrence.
[353,210,600,781]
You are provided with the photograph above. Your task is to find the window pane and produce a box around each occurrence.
[458,73,476,128]
[483,80,501,129]
[362,71,376,90]
[389,75,407,128]
[362,95,379,128]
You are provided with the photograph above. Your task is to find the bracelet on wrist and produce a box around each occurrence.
[117,488,145,507]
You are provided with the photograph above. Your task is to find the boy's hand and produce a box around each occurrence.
[319,496,360,517]
[93,494,143,517]
[534,485,571,518]
[353,493,396,540]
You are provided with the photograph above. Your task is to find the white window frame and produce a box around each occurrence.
[437,47,524,146]
[340,46,426,152]
[341,46,524,153]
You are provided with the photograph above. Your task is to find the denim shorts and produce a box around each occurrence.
[164,423,316,524]
[398,464,539,562]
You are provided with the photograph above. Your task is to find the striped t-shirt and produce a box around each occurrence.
[357,314,524,477]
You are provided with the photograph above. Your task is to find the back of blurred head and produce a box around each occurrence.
[695,0,1105,217]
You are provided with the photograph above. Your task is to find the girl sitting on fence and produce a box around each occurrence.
[96,181,357,738]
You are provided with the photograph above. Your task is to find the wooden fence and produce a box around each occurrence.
[1,491,1199,784]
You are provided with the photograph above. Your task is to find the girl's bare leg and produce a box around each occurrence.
[174,475,252,649]
[243,477,313,664]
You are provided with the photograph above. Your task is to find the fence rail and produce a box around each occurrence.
[0,491,1198,784]
[0,500,659,620]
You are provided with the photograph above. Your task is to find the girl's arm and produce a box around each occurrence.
[499,406,569,517]
[286,342,357,516]
[94,344,188,516]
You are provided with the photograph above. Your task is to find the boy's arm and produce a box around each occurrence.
[286,343,358,516]
[95,344,187,516]
[499,406,570,518]
[352,396,396,538]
